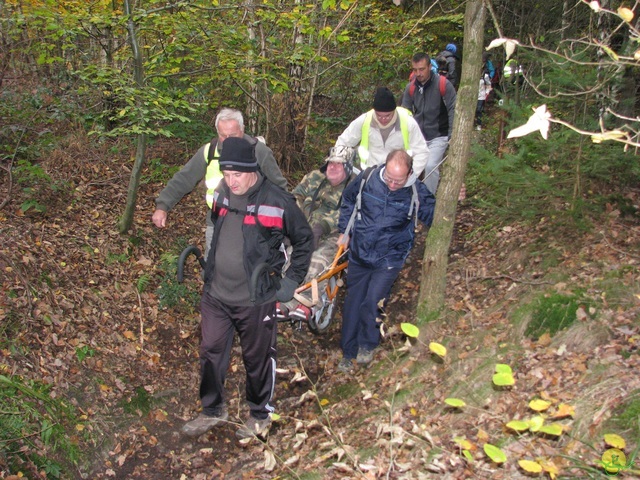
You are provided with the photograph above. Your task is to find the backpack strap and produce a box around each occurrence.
[343,166,376,239]
[439,75,446,97]
[205,138,219,165]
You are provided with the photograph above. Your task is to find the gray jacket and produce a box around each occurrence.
[400,73,456,141]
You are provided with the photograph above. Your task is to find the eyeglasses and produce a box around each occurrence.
[383,172,409,186]
[375,112,394,121]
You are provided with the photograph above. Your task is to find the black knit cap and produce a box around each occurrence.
[372,87,397,112]
[219,137,258,172]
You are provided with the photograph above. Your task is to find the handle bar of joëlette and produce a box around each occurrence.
[294,243,348,297]
[176,245,206,283]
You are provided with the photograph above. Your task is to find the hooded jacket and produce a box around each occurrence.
[338,165,435,269]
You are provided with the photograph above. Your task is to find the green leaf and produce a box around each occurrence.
[462,449,474,462]
[539,423,563,436]
[400,323,419,338]
[527,415,544,432]
[483,444,507,464]
[444,398,466,408]
[495,364,512,374]
[492,372,515,386]
[505,420,530,432]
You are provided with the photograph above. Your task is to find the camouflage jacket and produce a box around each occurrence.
[292,169,355,236]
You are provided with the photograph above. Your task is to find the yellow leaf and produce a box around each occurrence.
[270,413,281,421]
[123,330,136,340]
[601,448,627,474]
[529,398,552,412]
[453,436,474,450]
[618,7,634,22]
[537,457,560,477]
[429,342,447,357]
[505,420,530,432]
[76,424,85,431]
[518,459,543,473]
[319,398,330,406]
[551,403,575,418]
[604,433,626,449]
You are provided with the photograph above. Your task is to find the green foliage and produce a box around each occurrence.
[525,292,585,339]
[137,274,151,293]
[156,247,200,312]
[75,345,96,363]
[121,386,154,416]
[0,375,80,478]
[142,157,181,184]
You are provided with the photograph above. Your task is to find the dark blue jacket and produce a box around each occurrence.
[338,166,435,268]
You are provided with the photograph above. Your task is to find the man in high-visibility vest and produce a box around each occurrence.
[334,87,428,178]
[152,108,287,255]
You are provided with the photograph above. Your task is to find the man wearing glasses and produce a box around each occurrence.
[334,87,429,179]
[336,150,436,373]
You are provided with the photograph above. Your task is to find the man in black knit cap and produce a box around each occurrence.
[181,137,312,440]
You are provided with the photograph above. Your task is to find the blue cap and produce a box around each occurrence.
[446,43,457,53]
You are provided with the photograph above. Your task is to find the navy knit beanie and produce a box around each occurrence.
[372,87,397,112]
[219,137,258,172]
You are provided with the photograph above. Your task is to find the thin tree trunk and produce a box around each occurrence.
[119,0,148,234]
[417,0,486,325]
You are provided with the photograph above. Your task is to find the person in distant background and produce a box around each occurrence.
[152,108,287,256]
[476,68,493,131]
[436,43,460,89]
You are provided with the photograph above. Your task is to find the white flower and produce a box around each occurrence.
[507,105,551,140]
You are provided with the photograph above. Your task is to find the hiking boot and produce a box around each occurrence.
[181,410,229,437]
[337,357,354,373]
[290,304,312,322]
[235,415,272,440]
[356,348,375,365]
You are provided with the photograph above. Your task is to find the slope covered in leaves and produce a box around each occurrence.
[1,129,639,479]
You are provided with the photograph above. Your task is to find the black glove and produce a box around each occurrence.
[276,276,298,302]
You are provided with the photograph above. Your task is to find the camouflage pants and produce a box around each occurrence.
[283,234,339,311]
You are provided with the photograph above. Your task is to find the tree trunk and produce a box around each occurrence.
[119,0,148,234]
[417,0,486,326]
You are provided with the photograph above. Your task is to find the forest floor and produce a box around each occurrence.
[1,125,640,479]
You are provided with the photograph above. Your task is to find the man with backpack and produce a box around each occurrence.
[181,137,312,439]
[335,150,435,373]
[401,52,457,195]
[152,108,287,255]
